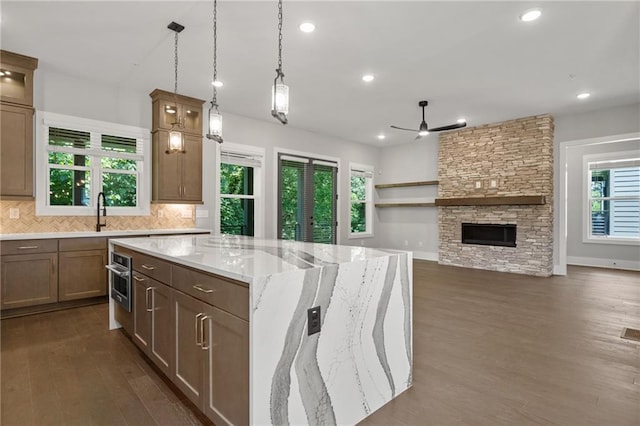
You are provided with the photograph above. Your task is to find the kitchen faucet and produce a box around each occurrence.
[96,192,107,232]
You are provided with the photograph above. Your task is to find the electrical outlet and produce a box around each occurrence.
[490,179,498,188]
[308,306,321,335]
[157,209,164,218]
[475,181,482,189]
[9,208,19,219]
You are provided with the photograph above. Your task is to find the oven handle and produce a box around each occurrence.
[105,265,130,278]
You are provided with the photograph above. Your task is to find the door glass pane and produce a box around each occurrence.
[49,169,90,206]
[313,166,335,244]
[103,172,137,207]
[221,198,255,236]
[280,161,305,241]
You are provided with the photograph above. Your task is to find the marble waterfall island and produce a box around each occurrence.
[109,235,413,425]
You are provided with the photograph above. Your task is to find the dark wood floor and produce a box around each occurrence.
[2,262,639,425]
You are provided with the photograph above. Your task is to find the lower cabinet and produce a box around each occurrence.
[1,252,58,309]
[172,288,249,426]
[58,249,107,301]
[133,273,172,376]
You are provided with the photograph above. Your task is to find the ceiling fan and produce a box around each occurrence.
[390,100,467,138]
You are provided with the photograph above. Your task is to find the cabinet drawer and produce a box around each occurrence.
[172,265,249,321]
[131,251,171,284]
[1,239,57,255]
[59,237,107,252]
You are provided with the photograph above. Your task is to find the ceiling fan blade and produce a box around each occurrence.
[428,122,467,132]
[390,125,419,132]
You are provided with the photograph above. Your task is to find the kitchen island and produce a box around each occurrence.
[109,235,413,426]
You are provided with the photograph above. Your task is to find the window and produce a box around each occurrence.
[349,163,374,237]
[217,143,264,237]
[586,155,640,243]
[36,112,150,216]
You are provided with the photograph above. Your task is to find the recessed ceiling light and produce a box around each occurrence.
[362,74,374,82]
[299,22,315,33]
[377,134,385,140]
[212,80,224,87]
[577,92,591,100]
[457,118,466,124]
[520,9,542,22]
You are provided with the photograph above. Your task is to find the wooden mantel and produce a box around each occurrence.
[434,195,546,206]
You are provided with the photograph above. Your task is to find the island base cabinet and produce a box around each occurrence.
[133,273,172,377]
[172,289,249,426]
[58,250,107,301]
[1,253,57,309]
[203,307,250,426]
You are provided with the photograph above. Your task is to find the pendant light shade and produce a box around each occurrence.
[271,0,288,125]
[206,0,224,144]
[167,21,185,153]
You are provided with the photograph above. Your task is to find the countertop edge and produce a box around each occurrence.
[0,228,211,241]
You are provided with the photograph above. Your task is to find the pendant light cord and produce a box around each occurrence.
[173,30,180,126]
[276,0,284,79]
[212,0,218,108]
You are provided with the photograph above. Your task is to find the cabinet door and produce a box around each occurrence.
[58,249,107,301]
[150,282,172,376]
[172,290,205,408]
[152,131,182,202]
[181,104,202,135]
[0,104,33,197]
[203,306,250,426]
[181,134,202,203]
[133,273,151,351]
[1,253,57,310]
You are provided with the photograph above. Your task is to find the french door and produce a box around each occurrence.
[277,153,337,244]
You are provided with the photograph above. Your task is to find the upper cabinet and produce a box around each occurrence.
[0,50,38,199]
[0,50,38,107]
[150,89,204,204]
[150,89,203,136]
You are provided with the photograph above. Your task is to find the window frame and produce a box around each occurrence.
[35,111,150,216]
[348,162,374,239]
[582,150,640,245]
[215,142,265,237]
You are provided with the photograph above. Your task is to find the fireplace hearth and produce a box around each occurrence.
[462,223,516,247]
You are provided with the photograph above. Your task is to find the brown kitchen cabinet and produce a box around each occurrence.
[132,271,173,377]
[150,89,203,136]
[58,237,108,301]
[171,286,249,426]
[0,50,38,199]
[1,253,58,310]
[152,131,202,203]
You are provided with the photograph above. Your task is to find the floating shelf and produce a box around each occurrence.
[375,202,436,208]
[375,180,438,189]
[434,195,546,206]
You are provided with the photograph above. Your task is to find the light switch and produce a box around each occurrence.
[9,208,19,219]
[475,181,482,189]
[490,179,498,188]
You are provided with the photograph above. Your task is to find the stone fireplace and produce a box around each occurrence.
[437,114,554,277]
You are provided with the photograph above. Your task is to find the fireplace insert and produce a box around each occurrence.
[461,223,516,247]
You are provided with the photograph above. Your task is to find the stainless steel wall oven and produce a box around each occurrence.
[106,252,132,312]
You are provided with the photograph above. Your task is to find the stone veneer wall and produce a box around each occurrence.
[437,114,554,277]
[0,200,195,233]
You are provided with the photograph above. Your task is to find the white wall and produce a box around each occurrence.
[33,65,381,247]
[376,136,440,260]
[553,103,640,270]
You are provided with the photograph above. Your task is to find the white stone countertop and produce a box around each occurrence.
[0,228,211,241]
[110,234,406,283]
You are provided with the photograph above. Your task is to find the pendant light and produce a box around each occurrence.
[168,21,185,152]
[206,0,223,143]
[271,0,289,125]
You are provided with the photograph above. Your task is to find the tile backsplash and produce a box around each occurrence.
[0,200,196,234]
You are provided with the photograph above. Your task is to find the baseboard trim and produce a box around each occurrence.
[567,256,640,271]
[412,251,438,261]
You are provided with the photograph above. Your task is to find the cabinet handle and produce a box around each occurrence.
[195,313,204,346]
[141,264,156,271]
[192,284,214,294]
[145,287,153,312]
[200,316,210,350]
[133,275,146,282]
[18,246,39,250]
